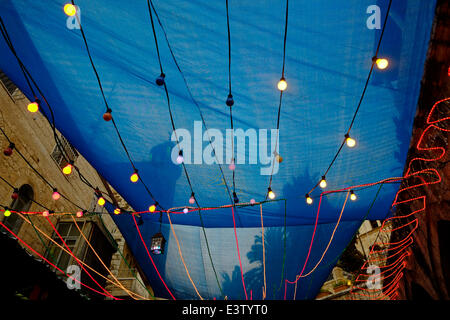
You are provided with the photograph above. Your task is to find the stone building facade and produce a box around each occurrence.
[0,71,153,300]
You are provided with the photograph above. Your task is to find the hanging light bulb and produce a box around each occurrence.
[226,93,234,107]
[189,193,195,204]
[4,208,11,217]
[62,163,73,175]
[76,210,84,218]
[267,187,275,200]
[350,190,357,201]
[183,207,189,214]
[52,188,61,201]
[63,3,77,16]
[229,158,235,171]
[233,192,239,204]
[3,143,15,156]
[345,133,356,148]
[250,198,256,205]
[42,210,50,217]
[103,108,112,121]
[156,73,165,86]
[319,176,327,189]
[305,194,313,205]
[11,188,19,200]
[114,208,121,215]
[130,170,139,183]
[373,57,389,70]
[277,77,287,91]
[27,99,40,113]
[149,204,156,213]
[176,150,184,164]
[97,197,105,206]
[276,154,283,163]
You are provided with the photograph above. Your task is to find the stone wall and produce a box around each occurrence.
[0,75,152,299]
[390,0,450,300]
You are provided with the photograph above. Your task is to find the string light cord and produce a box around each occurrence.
[307,0,393,197]
[69,0,160,208]
[145,0,225,298]
[148,0,236,211]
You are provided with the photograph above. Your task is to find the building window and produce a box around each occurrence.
[0,70,18,96]
[369,220,380,229]
[45,222,84,271]
[3,184,33,234]
[50,134,79,170]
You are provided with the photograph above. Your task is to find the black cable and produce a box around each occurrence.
[307,0,393,196]
[148,0,237,215]
[70,0,160,208]
[146,0,225,298]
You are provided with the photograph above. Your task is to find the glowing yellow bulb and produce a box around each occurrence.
[62,164,73,175]
[319,178,327,189]
[268,190,275,200]
[4,209,11,217]
[350,191,357,201]
[375,58,389,70]
[64,4,77,16]
[346,136,356,148]
[277,78,287,91]
[27,102,39,113]
[149,205,156,213]
[130,172,139,183]
[306,196,313,205]
[114,208,121,215]
[97,197,105,206]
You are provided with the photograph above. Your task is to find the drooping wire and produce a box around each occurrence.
[70,0,160,208]
[307,0,393,196]
[266,0,289,194]
[146,0,225,298]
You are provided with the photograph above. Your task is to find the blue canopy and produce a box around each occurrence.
[0,0,435,299]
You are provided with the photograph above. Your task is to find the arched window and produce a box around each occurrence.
[4,184,34,234]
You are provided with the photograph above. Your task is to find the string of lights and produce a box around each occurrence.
[10,210,149,300]
[145,0,225,298]
[266,0,289,201]
[0,16,114,204]
[305,0,393,201]
[69,0,160,212]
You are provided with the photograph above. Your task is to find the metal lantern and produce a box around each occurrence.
[151,232,166,255]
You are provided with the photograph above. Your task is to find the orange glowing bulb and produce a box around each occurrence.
[130,172,139,183]
[62,163,73,175]
[27,102,39,113]
[149,204,156,213]
[64,4,77,16]
[97,197,105,206]
[114,208,121,215]
[375,58,389,70]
